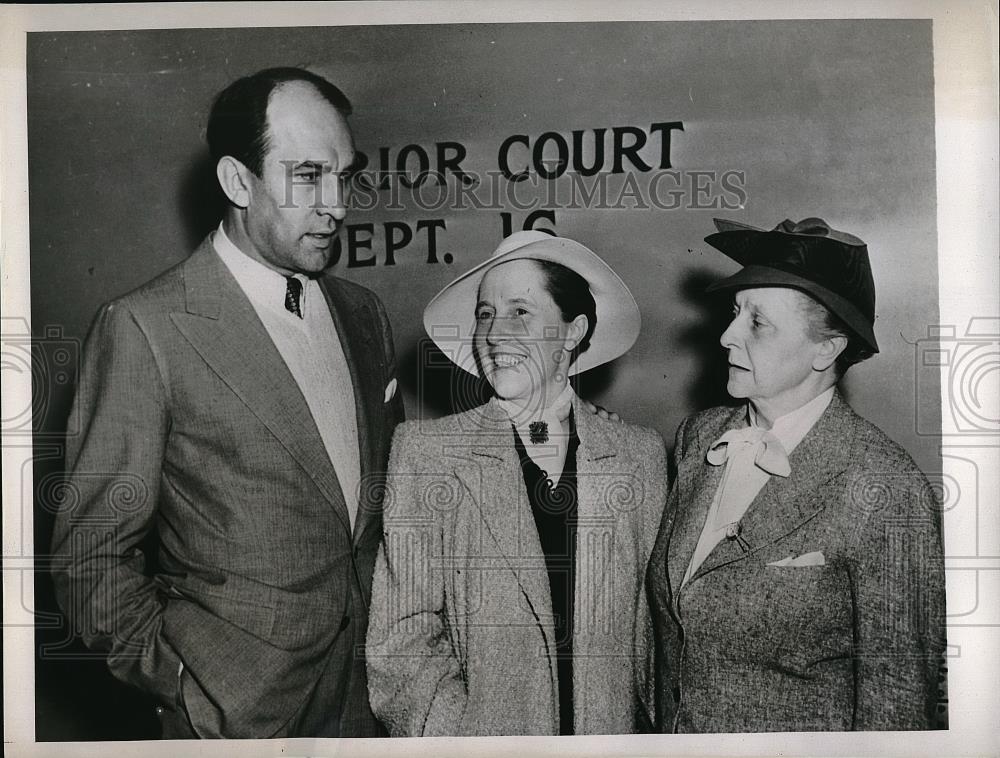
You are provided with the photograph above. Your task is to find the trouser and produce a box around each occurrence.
[286,611,384,737]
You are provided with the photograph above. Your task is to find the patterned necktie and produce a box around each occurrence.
[284,276,303,318]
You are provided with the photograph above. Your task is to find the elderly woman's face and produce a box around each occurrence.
[474,259,577,404]
[720,288,829,413]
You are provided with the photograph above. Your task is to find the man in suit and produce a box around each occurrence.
[50,67,404,739]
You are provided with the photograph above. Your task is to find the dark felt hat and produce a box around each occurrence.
[705,217,879,352]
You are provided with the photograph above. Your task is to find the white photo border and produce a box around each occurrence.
[2,2,997,757]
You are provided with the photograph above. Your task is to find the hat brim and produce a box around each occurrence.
[707,218,867,262]
[423,235,641,376]
[706,265,879,353]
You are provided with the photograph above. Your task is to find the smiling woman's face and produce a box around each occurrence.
[473,259,579,406]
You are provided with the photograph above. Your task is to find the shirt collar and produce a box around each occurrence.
[497,383,576,429]
[747,386,834,456]
[212,222,310,315]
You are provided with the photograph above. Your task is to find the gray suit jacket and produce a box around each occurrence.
[646,389,946,732]
[366,398,667,735]
[50,236,404,738]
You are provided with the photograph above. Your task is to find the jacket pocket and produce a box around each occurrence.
[168,581,277,643]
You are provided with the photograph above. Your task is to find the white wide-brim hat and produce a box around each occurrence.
[423,231,641,376]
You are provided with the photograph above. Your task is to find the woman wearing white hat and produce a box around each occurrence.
[366,231,667,736]
[645,218,946,732]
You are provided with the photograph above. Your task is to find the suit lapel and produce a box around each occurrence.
[318,276,383,542]
[689,390,856,582]
[169,238,352,536]
[573,398,621,523]
[572,401,630,651]
[573,397,625,532]
[666,407,742,596]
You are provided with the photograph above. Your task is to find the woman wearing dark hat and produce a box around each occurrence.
[366,231,667,736]
[645,218,946,732]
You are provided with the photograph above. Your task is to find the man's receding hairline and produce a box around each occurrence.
[268,78,351,116]
[256,78,354,169]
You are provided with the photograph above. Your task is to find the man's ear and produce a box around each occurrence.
[812,334,848,372]
[216,156,253,208]
[563,314,589,353]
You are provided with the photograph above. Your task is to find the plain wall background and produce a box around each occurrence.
[26,21,939,739]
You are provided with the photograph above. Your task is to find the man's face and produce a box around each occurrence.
[243,81,355,275]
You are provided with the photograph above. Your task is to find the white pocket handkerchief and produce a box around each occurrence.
[767,550,825,567]
[384,378,397,403]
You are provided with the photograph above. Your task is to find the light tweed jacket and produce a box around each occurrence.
[366,397,667,736]
[645,389,946,732]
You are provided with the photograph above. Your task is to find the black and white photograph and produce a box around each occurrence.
[2,2,997,757]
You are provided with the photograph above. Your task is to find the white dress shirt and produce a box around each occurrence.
[213,224,362,528]
[682,387,835,585]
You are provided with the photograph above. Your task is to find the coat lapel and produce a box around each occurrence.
[572,401,628,649]
[573,397,626,550]
[573,398,621,531]
[689,390,856,582]
[169,238,352,536]
[318,276,383,542]
[452,402,556,651]
[666,406,743,596]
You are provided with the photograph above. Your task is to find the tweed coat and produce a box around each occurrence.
[50,236,404,738]
[366,397,667,735]
[645,389,946,732]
